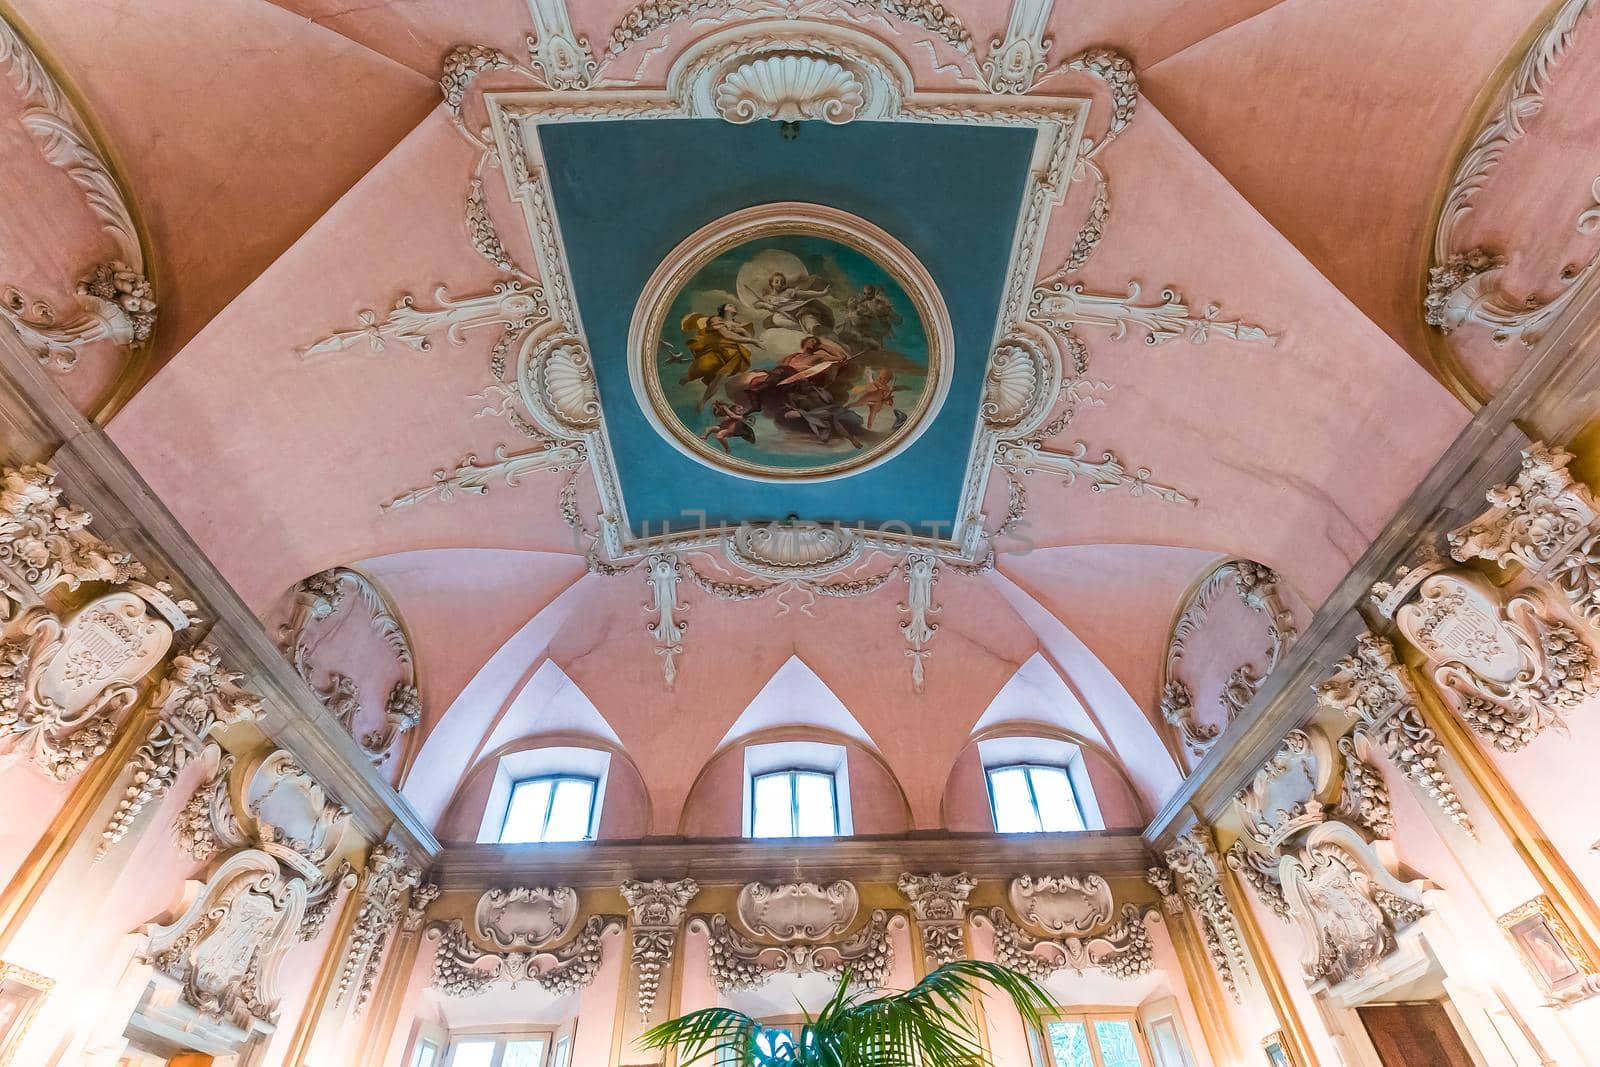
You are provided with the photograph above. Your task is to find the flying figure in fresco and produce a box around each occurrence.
[700,400,757,453]
[677,303,763,408]
[838,283,902,352]
[745,271,835,335]
[849,367,901,430]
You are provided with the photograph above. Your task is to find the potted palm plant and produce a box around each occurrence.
[639,960,1055,1067]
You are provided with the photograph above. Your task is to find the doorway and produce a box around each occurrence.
[1356,1002,1476,1067]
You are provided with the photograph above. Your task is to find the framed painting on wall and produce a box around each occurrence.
[0,960,52,1066]
[1498,896,1599,1002]
[1261,1031,1296,1067]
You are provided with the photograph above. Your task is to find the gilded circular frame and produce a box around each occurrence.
[628,203,952,482]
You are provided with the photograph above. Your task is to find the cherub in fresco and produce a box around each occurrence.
[678,303,764,408]
[700,400,756,453]
[839,283,901,351]
[747,271,834,334]
[849,367,900,429]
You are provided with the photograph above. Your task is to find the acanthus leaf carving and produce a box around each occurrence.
[896,872,973,967]
[980,902,1154,981]
[1315,632,1475,837]
[700,910,895,993]
[99,647,262,857]
[0,464,144,612]
[334,843,423,1014]
[429,912,622,997]
[899,552,939,692]
[1031,281,1278,348]
[621,878,698,1021]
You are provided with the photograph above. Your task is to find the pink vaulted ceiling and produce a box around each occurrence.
[6,0,1563,827]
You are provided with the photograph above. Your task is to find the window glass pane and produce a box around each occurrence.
[793,773,837,837]
[500,779,554,843]
[551,1037,570,1067]
[1146,1018,1187,1067]
[1029,766,1085,833]
[1093,1020,1141,1067]
[989,767,1042,833]
[1046,1021,1094,1067]
[502,1038,547,1067]
[544,779,595,842]
[449,1040,498,1067]
[752,773,796,838]
[414,1042,440,1067]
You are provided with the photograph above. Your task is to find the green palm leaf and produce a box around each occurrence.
[639,961,1055,1067]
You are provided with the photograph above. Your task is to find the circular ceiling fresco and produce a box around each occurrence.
[630,203,950,481]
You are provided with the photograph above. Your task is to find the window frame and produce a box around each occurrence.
[985,762,1087,835]
[1033,1009,1154,1067]
[497,772,601,845]
[443,1027,555,1067]
[748,767,841,839]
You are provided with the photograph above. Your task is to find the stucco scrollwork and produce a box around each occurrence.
[0,15,154,370]
[736,880,858,941]
[1156,827,1248,1001]
[896,872,974,967]
[1425,0,1599,351]
[698,910,897,993]
[334,843,424,1014]
[1160,559,1298,761]
[278,567,421,765]
[1375,552,1600,750]
[979,903,1155,982]
[474,886,580,951]
[137,849,307,1043]
[1314,631,1475,837]
[622,878,698,1021]
[429,912,623,997]
[981,0,1053,94]
[0,464,144,612]
[1008,873,1114,936]
[1227,727,1427,992]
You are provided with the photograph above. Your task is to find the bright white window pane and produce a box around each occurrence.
[752,773,796,838]
[544,779,595,842]
[990,767,1042,833]
[450,1040,497,1067]
[414,1042,440,1067]
[1029,766,1085,833]
[1046,1021,1094,1067]
[500,778,554,843]
[794,773,837,837]
[756,1030,795,1058]
[1094,1020,1141,1067]
[551,1037,571,1067]
[502,1038,547,1067]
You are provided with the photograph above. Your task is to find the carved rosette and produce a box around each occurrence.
[621,878,698,1021]
[897,872,974,967]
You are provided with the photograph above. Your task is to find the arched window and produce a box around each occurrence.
[742,740,853,838]
[498,774,598,844]
[977,735,1104,834]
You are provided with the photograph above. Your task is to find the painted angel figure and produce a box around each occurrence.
[678,302,763,408]
[700,400,756,453]
[850,366,900,429]
[840,283,901,351]
[747,271,834,335]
